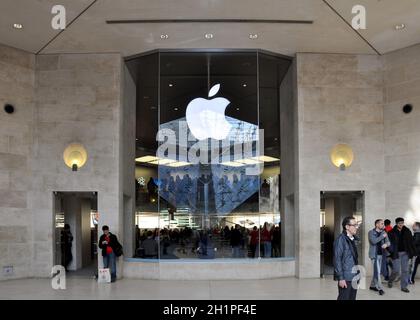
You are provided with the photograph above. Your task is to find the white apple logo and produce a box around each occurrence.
[186,84,232,140]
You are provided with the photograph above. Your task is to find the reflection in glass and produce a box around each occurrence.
[131,51,290,260]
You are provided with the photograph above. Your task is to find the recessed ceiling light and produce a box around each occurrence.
[242,83,247,87]
[236,108,240,111]
[174,107,178,111]
[160,34,169,39]
[13,23,23,29]
[249,34,258,39]
[395,23,405,30]
[205,33,214,39]
[168,83,173,87]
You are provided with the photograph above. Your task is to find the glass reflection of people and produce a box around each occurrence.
[147,177,157,201]
[231,224,243,258]
[168,206,175,221]
[261,179,270,198]
[261,222,272,258]
[272,224,281,257]
[161,228,170,256]
[232,174,240,204]
[141,230,158,258]
[168,176,176,206]
[135,225,140,255]
[60,223,73,271]
[249,226,259,258]
[199,229,209,256]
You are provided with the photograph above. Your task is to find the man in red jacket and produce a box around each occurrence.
[98,225,122,282]
[383,219,393,281]
[384,219,393,233]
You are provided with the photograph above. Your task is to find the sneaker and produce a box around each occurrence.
[409,279,415,285]
[379,290,385,295]
[401,288,410,293]
[369,287,379,292]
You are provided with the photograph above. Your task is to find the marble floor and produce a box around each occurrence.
[0,276,419,300]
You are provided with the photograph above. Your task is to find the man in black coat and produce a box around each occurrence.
[410,222,420,284]
[98,225,123,282]
[387,217,416,292]
[60,224,73,271]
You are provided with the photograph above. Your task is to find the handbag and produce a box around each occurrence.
[98,268,111,283]
[114,242,123,257]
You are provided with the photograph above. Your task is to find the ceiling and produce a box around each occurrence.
[1,0,420,56]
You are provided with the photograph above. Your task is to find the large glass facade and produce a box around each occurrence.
[128,50,291,260]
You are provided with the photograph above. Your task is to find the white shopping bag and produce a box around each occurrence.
[98,268,111,283]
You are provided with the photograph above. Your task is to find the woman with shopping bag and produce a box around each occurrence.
[98,225,123,283]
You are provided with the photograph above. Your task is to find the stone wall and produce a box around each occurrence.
[384,44,420,227]
[2,42,420,280]
[31,53,123,276]
[0,44,35,280]
[295,53,385,277]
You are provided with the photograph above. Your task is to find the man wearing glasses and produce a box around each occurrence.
[333,216,360,300]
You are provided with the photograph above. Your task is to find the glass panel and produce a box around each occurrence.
[258,53,284,257]
[133,52,160,259]
[132,50,291,259]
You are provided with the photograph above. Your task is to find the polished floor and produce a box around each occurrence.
[0,276,419,300]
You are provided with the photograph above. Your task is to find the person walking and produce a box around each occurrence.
[368,219,390,295]
[387,217,416,292]
[410,222,420,284]
[98,225,123,282]
[333,216,360,300]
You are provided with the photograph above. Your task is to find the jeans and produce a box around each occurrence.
[263,242,272,258]
[381,253,389,279]
[232,246,241,258]
[389,251,409,289]
[411,256,419,282]
[370,255,383,290]
[337,281,357,300]
[103,252,116,281]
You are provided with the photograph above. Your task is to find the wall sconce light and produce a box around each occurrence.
[63,143,87,171]
[330,144,354,171]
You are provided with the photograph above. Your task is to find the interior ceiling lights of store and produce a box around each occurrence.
[136,155,280,167]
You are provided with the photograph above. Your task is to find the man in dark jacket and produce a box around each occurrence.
[387,217,416,292]
[333,216,360,300]
[60,224,73,271]
[98,225,122,282]
[141,230,158,258]
[231,224,243,258]
[410,222,420,284]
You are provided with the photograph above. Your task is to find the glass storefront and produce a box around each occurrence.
[128,50,291,259]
